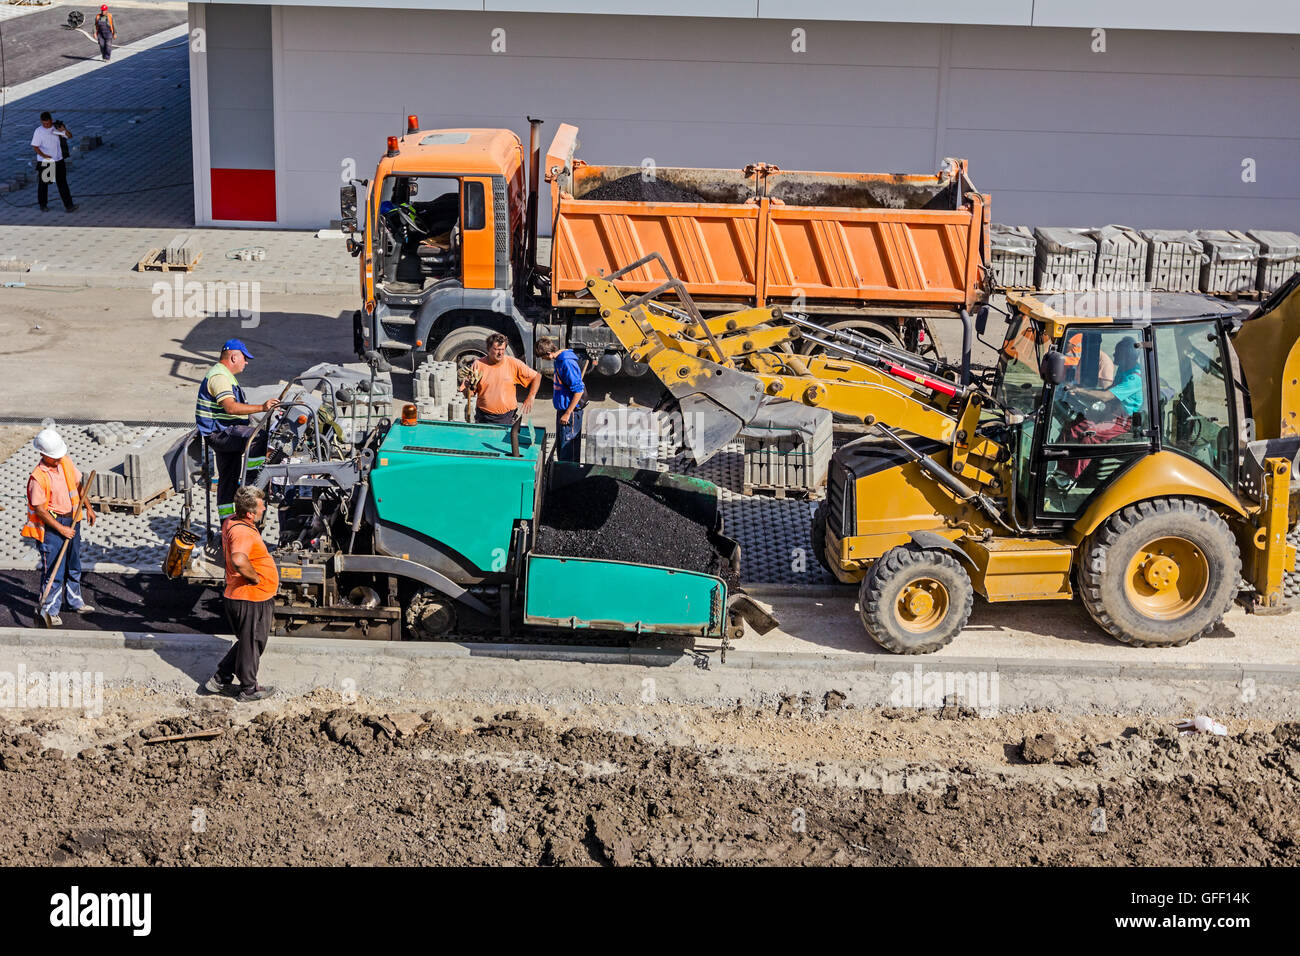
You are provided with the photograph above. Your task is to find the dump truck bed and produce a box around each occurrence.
[545,123,989,314]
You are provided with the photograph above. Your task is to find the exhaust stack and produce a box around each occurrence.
[525,116,543,289]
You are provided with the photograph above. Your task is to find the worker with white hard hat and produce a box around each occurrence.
[22,428,96,627]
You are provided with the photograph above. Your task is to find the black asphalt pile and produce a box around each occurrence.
[581,174,707,204]
[536,476,729,579]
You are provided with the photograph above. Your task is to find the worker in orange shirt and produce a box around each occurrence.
[203,486,278,702]
[23,429,96,627]
[460,332,541,426]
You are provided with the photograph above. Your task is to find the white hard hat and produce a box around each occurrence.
[33,428,68,459]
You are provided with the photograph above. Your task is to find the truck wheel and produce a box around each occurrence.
[801,318,903,356]
[431,326,518,367]
[810,500,831,573]
[405,589,457,640]
[859,546,973,654]
[1079,498,1240,647]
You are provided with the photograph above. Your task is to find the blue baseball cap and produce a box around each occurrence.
[222,338,254,359]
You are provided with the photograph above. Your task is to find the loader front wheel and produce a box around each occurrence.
[859,546,973,654]
[1079,498,1239,647]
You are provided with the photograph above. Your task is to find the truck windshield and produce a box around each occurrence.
[996,315,1047,417]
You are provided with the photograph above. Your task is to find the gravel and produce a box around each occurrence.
[580,174,707,204]
[536,475,728,579]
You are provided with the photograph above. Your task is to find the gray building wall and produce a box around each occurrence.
[206,3,275,171]
[200,5,1300,232]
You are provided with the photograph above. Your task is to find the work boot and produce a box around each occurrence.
[236,685,276,703]
[72,603,96,614]
[64,204,79,213]
[39,206,50,213]
[41,612,63,628]
[202,674,236,695]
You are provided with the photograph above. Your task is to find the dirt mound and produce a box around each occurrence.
[581,174,707,204]
[1,705,1297,866]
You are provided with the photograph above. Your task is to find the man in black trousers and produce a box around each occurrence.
[31,112,78,213]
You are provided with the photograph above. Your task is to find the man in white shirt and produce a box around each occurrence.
[31,112,78,213]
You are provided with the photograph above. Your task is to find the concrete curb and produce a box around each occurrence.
[3,626,1297,683]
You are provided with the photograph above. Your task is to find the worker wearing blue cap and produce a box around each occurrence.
[195,339,280,520]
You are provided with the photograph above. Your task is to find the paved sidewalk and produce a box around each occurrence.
[0,22,191,227]
[2,224,360,291]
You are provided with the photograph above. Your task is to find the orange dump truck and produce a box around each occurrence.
[345,119,989,375]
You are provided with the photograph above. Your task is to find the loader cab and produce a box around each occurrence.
[996,294,1241,529]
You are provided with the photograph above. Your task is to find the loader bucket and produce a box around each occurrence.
[1233,273,1300,442]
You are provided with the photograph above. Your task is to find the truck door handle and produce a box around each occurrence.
[1040,448,1069,458]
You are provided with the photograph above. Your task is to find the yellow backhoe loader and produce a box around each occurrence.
[585,255,1300,653]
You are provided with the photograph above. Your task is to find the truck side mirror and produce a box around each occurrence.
[340,184,358,222]
[1040,349,1067,386]
[975,305,989,337]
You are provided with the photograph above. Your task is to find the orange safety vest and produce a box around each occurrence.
[22,458,80,542]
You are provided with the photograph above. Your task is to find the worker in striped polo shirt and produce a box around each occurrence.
[195,339,279,521]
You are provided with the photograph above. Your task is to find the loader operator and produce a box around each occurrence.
[195,340,280,521]
[1059,335,1145,475]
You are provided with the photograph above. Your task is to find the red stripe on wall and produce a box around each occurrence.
[211,168,276,222]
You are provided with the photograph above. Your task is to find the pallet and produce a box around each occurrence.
[136,248,203,273]
[742,483,824,501]
[86,486,173,515]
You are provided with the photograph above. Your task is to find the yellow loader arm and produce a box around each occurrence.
[584,255,1001,479]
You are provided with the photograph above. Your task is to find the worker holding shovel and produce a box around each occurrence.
[23,429,96,628]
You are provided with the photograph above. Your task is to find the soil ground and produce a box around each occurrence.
[1,690,1296,865]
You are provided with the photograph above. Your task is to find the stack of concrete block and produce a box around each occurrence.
[164,235,202,267]
[989,224,1035,289]
[87,429,176,508]
[1087,225,1147,290]
[1197,230,1259,294]
[580,408,673,471]
[87,421,132,445]
[1247,230,1300,295]
[1034,227,1096,291]
[412,359,466,421]
[1140,230,1204,292]
[740,401,833,496]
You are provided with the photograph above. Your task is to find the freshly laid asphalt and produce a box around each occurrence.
[0,569,220,632]
[0,4,187,88]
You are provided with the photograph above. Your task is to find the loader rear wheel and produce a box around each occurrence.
[859,546,973,654]
[810,500,831,573]
[1079,498,1239,648]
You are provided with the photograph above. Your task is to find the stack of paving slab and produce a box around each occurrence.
[1248,230,1300,295]
[1087,225,1147,290]
[1196,230,1259,294]
[86,427,176,509]
[413,358,470,422]
[1140,230,1204,292]
[164,234,202,267]
[739,400,833,497]
[1034,227,1096,290]
[988,224,1035,289]
[580,407,674,471]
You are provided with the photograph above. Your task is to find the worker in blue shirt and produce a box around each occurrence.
[537,337,585,461]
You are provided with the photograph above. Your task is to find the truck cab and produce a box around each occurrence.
[344,122,544,369]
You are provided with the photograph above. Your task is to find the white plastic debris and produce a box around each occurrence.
[1175,715,1228,736]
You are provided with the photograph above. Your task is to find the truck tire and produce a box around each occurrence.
[859,545,974,654]
[810,500,831,573]
[1079,498,1240,648]
[431,325,519,368]
[801,318,904,356]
